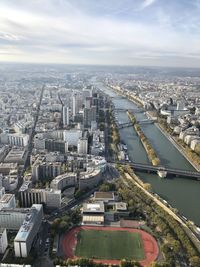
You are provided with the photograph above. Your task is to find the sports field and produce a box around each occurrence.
[75,229,145,261]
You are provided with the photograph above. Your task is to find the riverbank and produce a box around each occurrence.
[109,80,200,171]
[155,122,200,172]
[119,166,200,256]
[127,111,160,166]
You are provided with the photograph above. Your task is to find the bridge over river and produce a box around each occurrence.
[114,108,144,113]
[118,120,154,129]
[109,161,200,180]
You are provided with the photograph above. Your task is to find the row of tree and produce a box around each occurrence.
[54,257,142,267]
[117,166,200,267]
[107,109,120,159]
[127,111,160,166]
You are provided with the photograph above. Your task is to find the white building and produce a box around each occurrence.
[14,204,43,258]
[77,138,88,155]
[45,189,61,209]
[79,168,102,190]
[0,228,8,254]
[34,135,45,150]
[19,186,61,209]
[0,133,29,147]
[0,208,28,230]
[50,172,76,191]
[72,93,78,118]
[63,130,82,146]
[0,194,16,210]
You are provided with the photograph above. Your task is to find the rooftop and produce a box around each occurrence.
[83,201,104,213]
[14,204,42,242]
[0,194,14,204]
[94,191,115,200]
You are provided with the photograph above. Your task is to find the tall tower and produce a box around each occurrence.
[63,106,69,127]
[72,94,77,119]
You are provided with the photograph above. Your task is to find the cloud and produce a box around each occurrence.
[141,0,157,9]
[0,0,200,67]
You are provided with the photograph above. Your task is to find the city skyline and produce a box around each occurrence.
[1,0,200,67]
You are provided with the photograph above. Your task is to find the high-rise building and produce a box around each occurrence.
[62,105,69,127]
[45,139,68,154]
[14,204,43,258]
[77,138,88,155]
[45,189,61,209]
[32,161,62,182]
[19,185,61,209]
[63,130,82,146]
[0,133,29,147]
[0,228,8,254]
[0,208,28,230]
[83,106,96,127]
[72,93,78,118]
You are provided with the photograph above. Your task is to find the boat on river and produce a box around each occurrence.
[157,167,167,178]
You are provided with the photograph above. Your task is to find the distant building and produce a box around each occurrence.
[63,106,69,127]
[0,145,10,163]
[19,185,61,209]
[79,168,101,190]
[83,106,96,128]
[14,204,43,258]
[0,194,16,210]
[82,201,104,225]
[72,93,78,118]
[4,147,26,164]
[0,163,18,176]
[32,161,62,182]
[45,139,68,153]
[0,228,8,254]
[94,192,115,203]
[63,130,82,146]
[77,138,88,155]
[50,172,76,191]
[45,189,61,209]
[0,208,28,230]
[0,133,29,147]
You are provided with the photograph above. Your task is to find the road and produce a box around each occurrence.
[47,165,118,222]
[16,85,45,192]
[24,85,45,169]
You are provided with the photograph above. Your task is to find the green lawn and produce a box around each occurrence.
[75,229,145,261]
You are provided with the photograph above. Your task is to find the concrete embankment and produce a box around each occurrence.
[155,123,200,172]
[124,171,200,254]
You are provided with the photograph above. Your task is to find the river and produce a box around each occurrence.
[98,82,200,226]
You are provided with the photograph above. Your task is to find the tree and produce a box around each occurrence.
[120,260,141,267]
[143,183,152,192]
[189,256,200,267]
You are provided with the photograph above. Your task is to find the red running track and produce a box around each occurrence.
[62,226,159,266]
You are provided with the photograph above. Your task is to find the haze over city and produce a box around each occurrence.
[1,0,200,67]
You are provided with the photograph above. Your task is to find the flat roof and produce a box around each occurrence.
[94,191,115,200]
[83,201,104,213]
[52,172,76,182]
[0,194,14,203]
[14,204,42,242]
[82,215,104,222]
[115,202,127,211]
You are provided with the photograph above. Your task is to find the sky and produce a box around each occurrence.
[0,0,200,67]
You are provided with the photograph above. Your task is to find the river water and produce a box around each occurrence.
[98,83,200,226]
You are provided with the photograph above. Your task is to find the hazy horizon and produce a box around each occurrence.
[1,0,200,68]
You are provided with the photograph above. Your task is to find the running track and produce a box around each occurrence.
[62,226,159,266]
